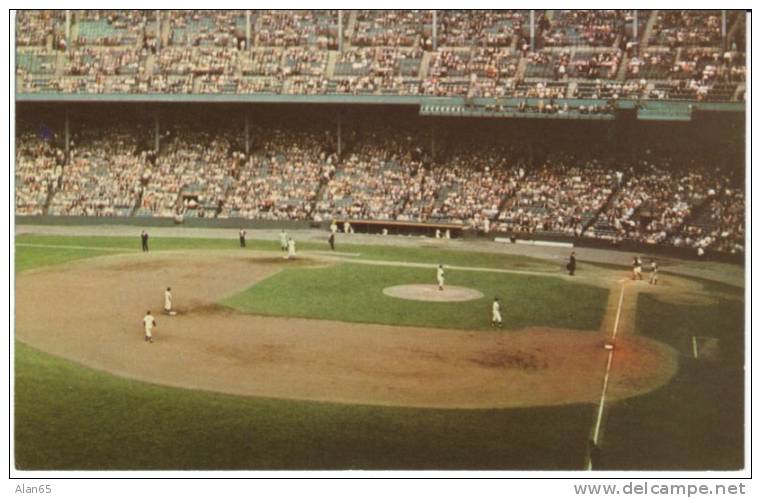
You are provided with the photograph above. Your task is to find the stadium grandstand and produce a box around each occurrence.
[15,10,746,261]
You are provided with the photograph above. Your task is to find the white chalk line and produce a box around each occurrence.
[588,283,626,469]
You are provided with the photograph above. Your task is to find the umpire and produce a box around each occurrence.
[141,230,149,252]
[567,251,576,276]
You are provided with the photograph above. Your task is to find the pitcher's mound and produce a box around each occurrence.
[383,284,484,302]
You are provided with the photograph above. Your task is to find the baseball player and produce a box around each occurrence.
[567,251,577,276]
[632,256,643,280]
[140,230,149,252]
[239,228,246,248]
[437,264,445,291]
[143,311,156,343]
[328,232,335,251]
[649,260,659,285]
[287,237,296,259]
[164,287,173,314]
[492,297,503,328]
[279,230,288,252]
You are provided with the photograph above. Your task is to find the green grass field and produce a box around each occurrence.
[13,234,746,470]
[598,294,745,470]
[16,233,558,272]
[224,263,608,331]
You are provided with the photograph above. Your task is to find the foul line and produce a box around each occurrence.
[588,283,626,470]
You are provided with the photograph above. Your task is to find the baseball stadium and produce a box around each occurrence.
[13,9,747,471]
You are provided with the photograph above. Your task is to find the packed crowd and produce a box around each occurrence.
[15,131,64,215]
[649,10,724,48]
[48,126,148,216]
[16,121,744,253]
[586,160,726,245]
[16,10,745,100]
[352,10,430,47]
[220,128,336,220]
[496,155,620,236]
[139,129,243,218]
[542,10,626,47]
[671,187,744,253]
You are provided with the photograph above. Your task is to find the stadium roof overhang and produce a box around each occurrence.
[15,93,745,122]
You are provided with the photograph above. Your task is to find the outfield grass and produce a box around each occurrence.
[15,245,129,273]
[14,341,596,470]
[597,294,745,470]
[16,233,557,272]
[224,263,609,331]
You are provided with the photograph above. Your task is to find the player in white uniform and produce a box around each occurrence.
[280,230,288,252]
[492,298,502,328]
[437,264,445,291]
[164,287,173,314]
[287,237,296,259]
[143,311,156,343]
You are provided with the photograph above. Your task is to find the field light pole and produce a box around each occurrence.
[432,10,437,50]
[245,10,251,49]
[529,10,535,52]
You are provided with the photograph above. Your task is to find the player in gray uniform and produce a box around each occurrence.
[649,260,659,285]
[437,264,445,291]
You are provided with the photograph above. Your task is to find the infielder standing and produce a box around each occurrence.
[287,237,296,259]
[280,230,288,252]
[141,230,149,252]
[649,260,659,285]
[164,287,173,314]
[492,297,503,328]
[239,228,246,248]
[143,311,156,343]
[632,256,643,280]
[437,264,445,291]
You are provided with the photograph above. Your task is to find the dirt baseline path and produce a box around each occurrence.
[16,251,679,409]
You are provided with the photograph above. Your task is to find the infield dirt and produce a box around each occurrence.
[15,250,695,409]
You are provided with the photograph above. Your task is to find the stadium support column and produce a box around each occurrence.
[65,10,71,50]
[633,10,638,42]
[529,10,535,52]
[338,10,343,53]
[244,114,250,156]
[337,114,342,157]
[432,10,437,50]
[156,10,161,54]
[154,113,160,153]
[246,10,251,49]
[64,109,70,164]
[430,125,436,160]
[722,10,727,47]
